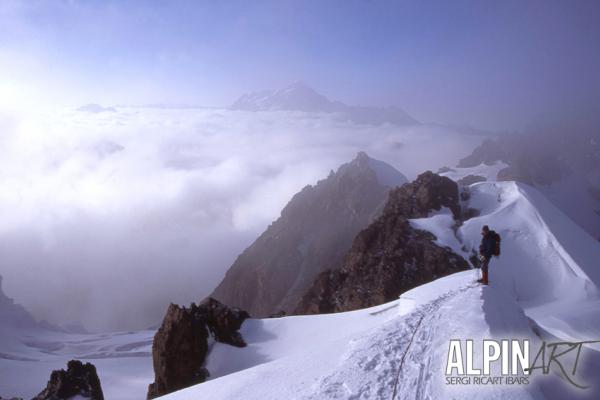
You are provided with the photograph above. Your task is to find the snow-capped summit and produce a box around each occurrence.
[231,81,333,113]
[231,82,419,126]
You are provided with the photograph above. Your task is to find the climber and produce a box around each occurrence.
[478,225,501,285]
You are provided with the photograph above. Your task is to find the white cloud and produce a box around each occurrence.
[0,105,482,331]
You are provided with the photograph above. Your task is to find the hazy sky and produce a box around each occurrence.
[1,0,599,130]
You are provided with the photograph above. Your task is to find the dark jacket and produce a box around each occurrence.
[480,231,497,259]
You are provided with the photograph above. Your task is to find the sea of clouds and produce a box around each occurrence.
[0,105,483,331]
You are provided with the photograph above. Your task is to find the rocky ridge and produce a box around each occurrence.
[295,171,470,314]
[211,152,407,317]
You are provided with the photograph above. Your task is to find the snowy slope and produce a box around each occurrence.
[2,180,600,399]
[162,273,544,400]
[440,161,509,183]
[441,160,600,240]
[0,324,154,399]
[1,279,151,399]
[459,182,600,343]
[160,180,600,400]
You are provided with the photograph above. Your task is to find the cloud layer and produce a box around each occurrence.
[0,106,481,331]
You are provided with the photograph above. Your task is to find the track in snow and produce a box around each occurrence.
[303,283,480,400]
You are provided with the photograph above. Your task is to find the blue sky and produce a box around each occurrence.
[1,0,599,130]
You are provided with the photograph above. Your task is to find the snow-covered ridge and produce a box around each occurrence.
[160,180,600,399]
[439,161,509,183]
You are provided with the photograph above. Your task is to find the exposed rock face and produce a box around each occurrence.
[147,304,209,399]
[211,152,407,317]
[147,298,249,399]
[199,298,249,347]
[295,172,469,314]
[33,360,103,400]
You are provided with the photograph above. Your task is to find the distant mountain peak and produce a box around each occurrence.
[231,82,332,113]
[211,154,408,317]
[345,151,408,188]
[230,83,418,126]
[354,151,370,162]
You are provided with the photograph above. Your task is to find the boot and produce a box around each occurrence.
[477,269,489,285]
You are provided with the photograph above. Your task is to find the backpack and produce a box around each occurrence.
[491,231,501,257]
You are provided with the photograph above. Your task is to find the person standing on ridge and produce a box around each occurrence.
[478,225,501,285]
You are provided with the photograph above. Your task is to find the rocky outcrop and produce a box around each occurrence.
[295,172,469,314]
[147,298,249,399]
[33,360,103,400]
[211,152,407,317]
[198,298,249,347]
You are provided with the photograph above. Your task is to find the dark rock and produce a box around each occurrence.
[295,172,470,314]
[199,298,249,347]
[33,360,103,400]
[211,152,407,317]
[462,208,481,221]
[147,304,209,399]
[379,171,462,220]
[269,310,286,318]
[437,166,455,173]
[147,298,249,399]
[457,174,486,186]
